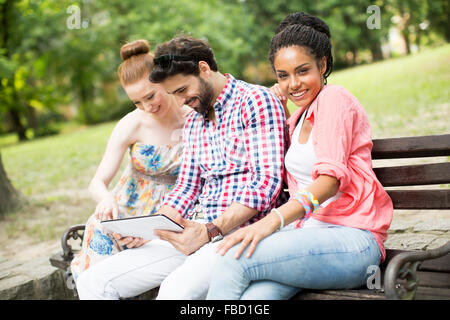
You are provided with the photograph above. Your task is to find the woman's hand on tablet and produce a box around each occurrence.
[94,194,119,221]
[112,233,149,250]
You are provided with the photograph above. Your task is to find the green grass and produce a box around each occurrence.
[0,122,130,242]
[2,122,115,196]
[0,133,18,148]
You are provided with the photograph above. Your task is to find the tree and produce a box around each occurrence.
[426,0,450,42]
[385,0,432,54]
[0,0,69,140]
[1,0,27,140]
[236,0,393,70]
[0,152,22,215]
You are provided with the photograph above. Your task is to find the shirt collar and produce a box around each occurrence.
[199,74,234,122]
[286,85,328,137]
[214,73,235,110]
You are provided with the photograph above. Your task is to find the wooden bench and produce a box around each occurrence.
[293,134,450,300]
[50,134,450,300]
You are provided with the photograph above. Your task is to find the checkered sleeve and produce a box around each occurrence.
[234,87,286,212]
[162,115,203,218]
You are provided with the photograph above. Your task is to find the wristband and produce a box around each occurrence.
[271,208,284,231]
[296,194,312,218]
[297,190,319,213]
[295,190,320,224]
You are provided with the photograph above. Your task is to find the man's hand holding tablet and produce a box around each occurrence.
[111,233,148,250]
[101,214,184,250]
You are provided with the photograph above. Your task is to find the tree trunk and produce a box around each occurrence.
[0,152,22,215]
[8,108,28,141]
[370,42,384,62]
[397,4,411,55]
[2,0,29,141]
[351,48,358,65]
[415,28,421,52]
[402,29,411,55]
[27,105,38,132]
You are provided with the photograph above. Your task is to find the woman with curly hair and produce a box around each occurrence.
[207,12,393,300]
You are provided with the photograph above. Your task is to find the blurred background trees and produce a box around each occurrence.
[0,0,448,142]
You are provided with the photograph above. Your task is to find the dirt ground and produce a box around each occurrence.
[0,189,93,263]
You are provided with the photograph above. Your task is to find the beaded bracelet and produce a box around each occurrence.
[297,190,320,212]
[295,189,319,219]
[296,194,312,218]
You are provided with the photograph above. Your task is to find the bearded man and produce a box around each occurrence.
[76,36,286,300]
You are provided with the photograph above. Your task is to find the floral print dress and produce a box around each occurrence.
[70,142,182,281]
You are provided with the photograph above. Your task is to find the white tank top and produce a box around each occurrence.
[285,111,341,228]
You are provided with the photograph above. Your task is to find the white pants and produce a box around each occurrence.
[75,237,222,300]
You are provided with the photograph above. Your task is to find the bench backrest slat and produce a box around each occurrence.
[373,163,450,187]
[416,271,450,288]
[372,134,450,159]
[386,190,450,209]
[420,254,450,273]
[371,134,450,211]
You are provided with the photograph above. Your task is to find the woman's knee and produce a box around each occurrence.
[214,245,249,275]
[241,280,301,300]
[76,266,119,300]
[75,269,99,299]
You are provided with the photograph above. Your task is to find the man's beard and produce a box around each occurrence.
[186,77,214,118]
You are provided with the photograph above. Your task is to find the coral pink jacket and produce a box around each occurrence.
[285,84,393,263]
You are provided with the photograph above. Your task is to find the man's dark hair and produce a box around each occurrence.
[150,36,218,83]
[269,12,333,82]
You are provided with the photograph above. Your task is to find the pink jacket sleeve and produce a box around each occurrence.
[310,85,358,191]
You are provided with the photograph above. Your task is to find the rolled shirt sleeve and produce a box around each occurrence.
[234,88,285,212]
[310,86,357,191]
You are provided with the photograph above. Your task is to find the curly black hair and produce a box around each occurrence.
[269,12,333,82]
[150,36,218,83]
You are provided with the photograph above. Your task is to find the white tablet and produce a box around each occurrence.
[100,214,184,240]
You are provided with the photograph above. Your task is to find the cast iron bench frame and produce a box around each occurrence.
[50,134,450,300]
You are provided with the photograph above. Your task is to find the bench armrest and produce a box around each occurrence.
[384,240,450,300]
[61,224,86,260]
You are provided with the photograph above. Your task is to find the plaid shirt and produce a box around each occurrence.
[162,74,286,224]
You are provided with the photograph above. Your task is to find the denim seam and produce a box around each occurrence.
[244,244,373,277]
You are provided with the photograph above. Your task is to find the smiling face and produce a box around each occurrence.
[274,45,326,109]
[160,73,214,117]
[123,75,172,118]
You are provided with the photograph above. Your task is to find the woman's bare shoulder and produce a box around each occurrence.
[109,110,143,145]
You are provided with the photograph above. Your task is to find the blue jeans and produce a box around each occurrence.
[206,224,381,300]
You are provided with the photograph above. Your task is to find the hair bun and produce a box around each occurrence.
[120,39,150,61]
[276,12,330,38]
